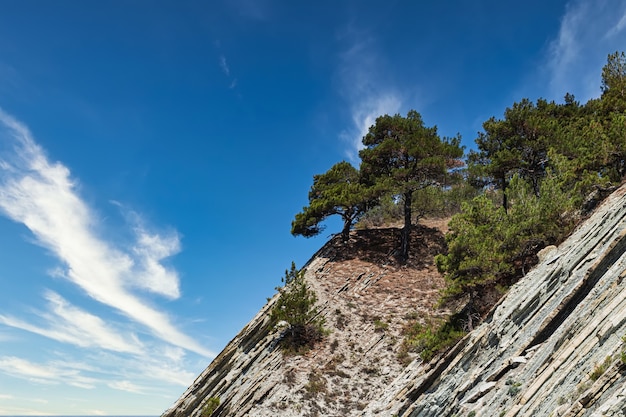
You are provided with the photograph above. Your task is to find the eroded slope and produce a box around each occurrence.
[365,185,626,417]
[162,222,448,417]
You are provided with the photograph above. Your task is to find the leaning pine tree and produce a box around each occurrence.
[291,161,370,242]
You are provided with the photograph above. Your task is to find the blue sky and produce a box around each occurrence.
[0,0,625,415]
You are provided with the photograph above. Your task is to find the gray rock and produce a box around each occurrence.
[163,184,626,417]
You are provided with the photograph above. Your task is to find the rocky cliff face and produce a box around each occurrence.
[162,223,449,417]
[364,185,626,417]
[163,186,626,417]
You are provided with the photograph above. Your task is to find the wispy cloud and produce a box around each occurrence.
[108,380,146,394]
[546,0,626,101]
[217,53,238,89]
[219,55,230,76]
[0,292,144,354]
[131,220,181,298]
[335,26,402,161]
[0,108,213,358]
[0,356,97,388]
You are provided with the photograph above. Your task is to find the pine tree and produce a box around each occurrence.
[292,161,370,242]
[359,110,463,260]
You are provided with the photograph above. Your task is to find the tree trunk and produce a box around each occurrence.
[341,217,351,243]
[400,191,412,261]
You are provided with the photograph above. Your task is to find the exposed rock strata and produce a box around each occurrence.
[164,184,626,417]
[162,225,448,417]
[364,185,626,417]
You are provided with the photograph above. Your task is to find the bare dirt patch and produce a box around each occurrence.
[272,219,451,415]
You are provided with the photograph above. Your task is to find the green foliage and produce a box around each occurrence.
[400,315,466,362]
[590,355,613,381]
[436,52,626,326]
[436,195,511,303]
[470,97,573,210]
[437,174,580,314]
[292,161,371,242]
[270,262,325,353]
[506,379,522,397]
[201,397,220,417]
[601,51,626,113]
[356,193,404,228]
[359,110,464,259]
[373,318,389,332]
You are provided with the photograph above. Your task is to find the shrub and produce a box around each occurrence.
[270,262,325,353]
[373,318,389,332]
[401,315,466,362]
[506,379,522,396]
[304,370,327,398]
[201,397,220,417]
[590,355,613,381]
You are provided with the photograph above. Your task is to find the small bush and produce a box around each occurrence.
[401,314,466,362]
[201,397,220,417]
[590,355,613,381]
[304,370,327,398]
[270,262,325,354]
[506,379,522,396]
[373,318,389,332]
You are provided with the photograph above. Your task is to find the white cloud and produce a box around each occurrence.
[0,356,97,388]
[546,0,626,102]
[0,292,144,354]
[0,108,213,358]
[129,217,181,298]
[218,54,238,90]
[335,26,403,162]
[605,10,626,39]
[108,380,145,394]
[219,55,230,76]
[340,94,401,161]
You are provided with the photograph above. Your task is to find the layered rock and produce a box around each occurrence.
[365,185,626,416]
[162,225,448,417]
[164,184,626,417]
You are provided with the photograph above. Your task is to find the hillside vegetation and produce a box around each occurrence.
[291,51,626,360]
[163,51,626,417]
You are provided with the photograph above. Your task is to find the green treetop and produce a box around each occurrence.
[469,98,571,211]
[270,262,324,353]
[359,110,463,261]
[291,161,370,242]
[601,51,626,113]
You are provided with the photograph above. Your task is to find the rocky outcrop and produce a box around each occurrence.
[364,185,626,417]
[163,185,626,417]
[162,225,448,417]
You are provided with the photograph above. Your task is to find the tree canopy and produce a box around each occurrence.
[288,50,626,360]
[359,110,463,260]
[291,161,369,242]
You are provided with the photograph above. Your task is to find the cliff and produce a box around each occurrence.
[162,185,626,417]
[162,222,449,417]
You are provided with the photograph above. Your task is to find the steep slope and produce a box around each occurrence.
[365,185,626,416]
[164,184,626,417]
[161,222,449,417]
